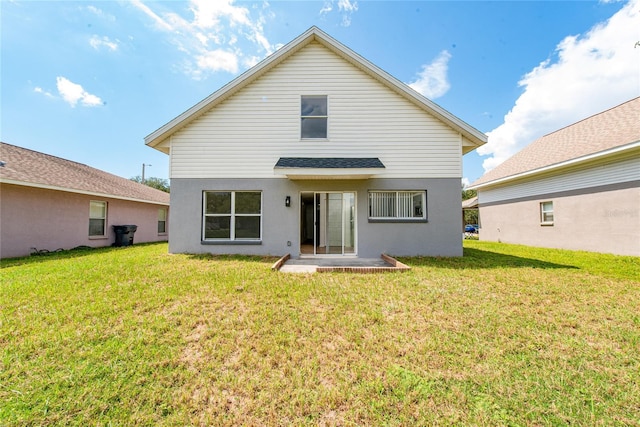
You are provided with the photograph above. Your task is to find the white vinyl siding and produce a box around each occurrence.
[479,153,640,205]
[169,42,462,179]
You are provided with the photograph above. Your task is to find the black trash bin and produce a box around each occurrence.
[113,225,138,247]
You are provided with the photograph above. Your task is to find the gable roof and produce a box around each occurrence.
[462,196,478,209]
[145,26,487,154]
[471,97,640,189]
[0,142,170,205]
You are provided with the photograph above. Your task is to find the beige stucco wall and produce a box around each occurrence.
[478,186,640,256]
[0,184,169,259]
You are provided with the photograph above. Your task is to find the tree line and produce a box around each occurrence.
[130,176,170,193]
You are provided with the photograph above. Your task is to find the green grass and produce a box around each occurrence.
[1,242,639,426]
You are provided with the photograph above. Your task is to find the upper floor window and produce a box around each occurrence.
[301,95,327,139]
[540,201,554,225]
[89,201,107,237]
[368,191,426,221]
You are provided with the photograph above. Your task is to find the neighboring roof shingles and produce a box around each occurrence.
[462,196,478,209]
[275,157,385,169]
[472,97,640,187]
[0,142,170,205]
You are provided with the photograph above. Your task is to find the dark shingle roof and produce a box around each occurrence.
[0,142,170,205]
[275,157,385,169]
[472,97,640,188]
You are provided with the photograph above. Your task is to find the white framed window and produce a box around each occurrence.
[89,201,107,237]
[301,95,327,139]
[203,191,262,241]
[368,191,426,220]
[158,208,167,234]
[540,201,554,225]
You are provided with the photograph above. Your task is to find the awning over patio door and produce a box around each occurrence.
[274,157,385,180]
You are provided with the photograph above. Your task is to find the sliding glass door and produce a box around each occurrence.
[318,192,355,255]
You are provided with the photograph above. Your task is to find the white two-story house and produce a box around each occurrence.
[145,27,487,258]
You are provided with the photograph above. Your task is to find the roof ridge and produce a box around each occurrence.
[1,141,93,170]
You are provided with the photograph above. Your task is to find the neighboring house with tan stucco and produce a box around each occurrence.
[469,97,640,256]
[0,142,170,259]
[145,26,487,258]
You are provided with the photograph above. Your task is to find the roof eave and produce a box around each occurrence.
[274,168,383,180]
[0,178,170,206]
[469,139,640,190]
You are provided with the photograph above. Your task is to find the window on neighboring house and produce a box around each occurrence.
[301,95,327,138]
[368,191,426,221]
[89,201,107,237]
[203,191,262,241]
[540,201,554,225]
[158,208,167,234]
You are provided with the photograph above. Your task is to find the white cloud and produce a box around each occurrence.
[477,0,640,172]
[189,0,251,29]
[130,0,173,31]
[320,0,359,26]
[89,35,119,51]
[243,55,261,68]
[85,5,115,22]
[407,50,452,99]
[56,77,103,107]
[196,49,239,74]
[130,0,273,79]
[462,177,471,189]
[34,87,54,98]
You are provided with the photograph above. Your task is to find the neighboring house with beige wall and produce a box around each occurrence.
[469,97,640,256]
[145,27,487,258]
[0,142,170,259]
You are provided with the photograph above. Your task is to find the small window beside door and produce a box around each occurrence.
[368,191,427,221]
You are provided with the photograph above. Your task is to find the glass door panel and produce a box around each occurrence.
[343,193,355,254]
[326,193,344,255]
[313,192,356,256]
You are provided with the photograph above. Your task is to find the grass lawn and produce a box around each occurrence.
[1,241,639,426]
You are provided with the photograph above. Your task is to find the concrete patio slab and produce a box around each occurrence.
[273,254,410,273]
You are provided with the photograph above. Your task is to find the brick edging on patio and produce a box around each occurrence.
[271,253,290,271]
[381,254,411,271]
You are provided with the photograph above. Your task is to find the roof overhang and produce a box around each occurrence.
[469,140,640,190]
[0,178,170,206]
[274,157,385,180]
[462,196,478,209]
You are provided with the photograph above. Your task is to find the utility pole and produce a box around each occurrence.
[142,163,151,184]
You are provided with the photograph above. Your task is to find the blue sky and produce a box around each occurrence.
[2,0,639,185]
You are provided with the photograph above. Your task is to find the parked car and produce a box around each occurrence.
[464,224,478,233]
